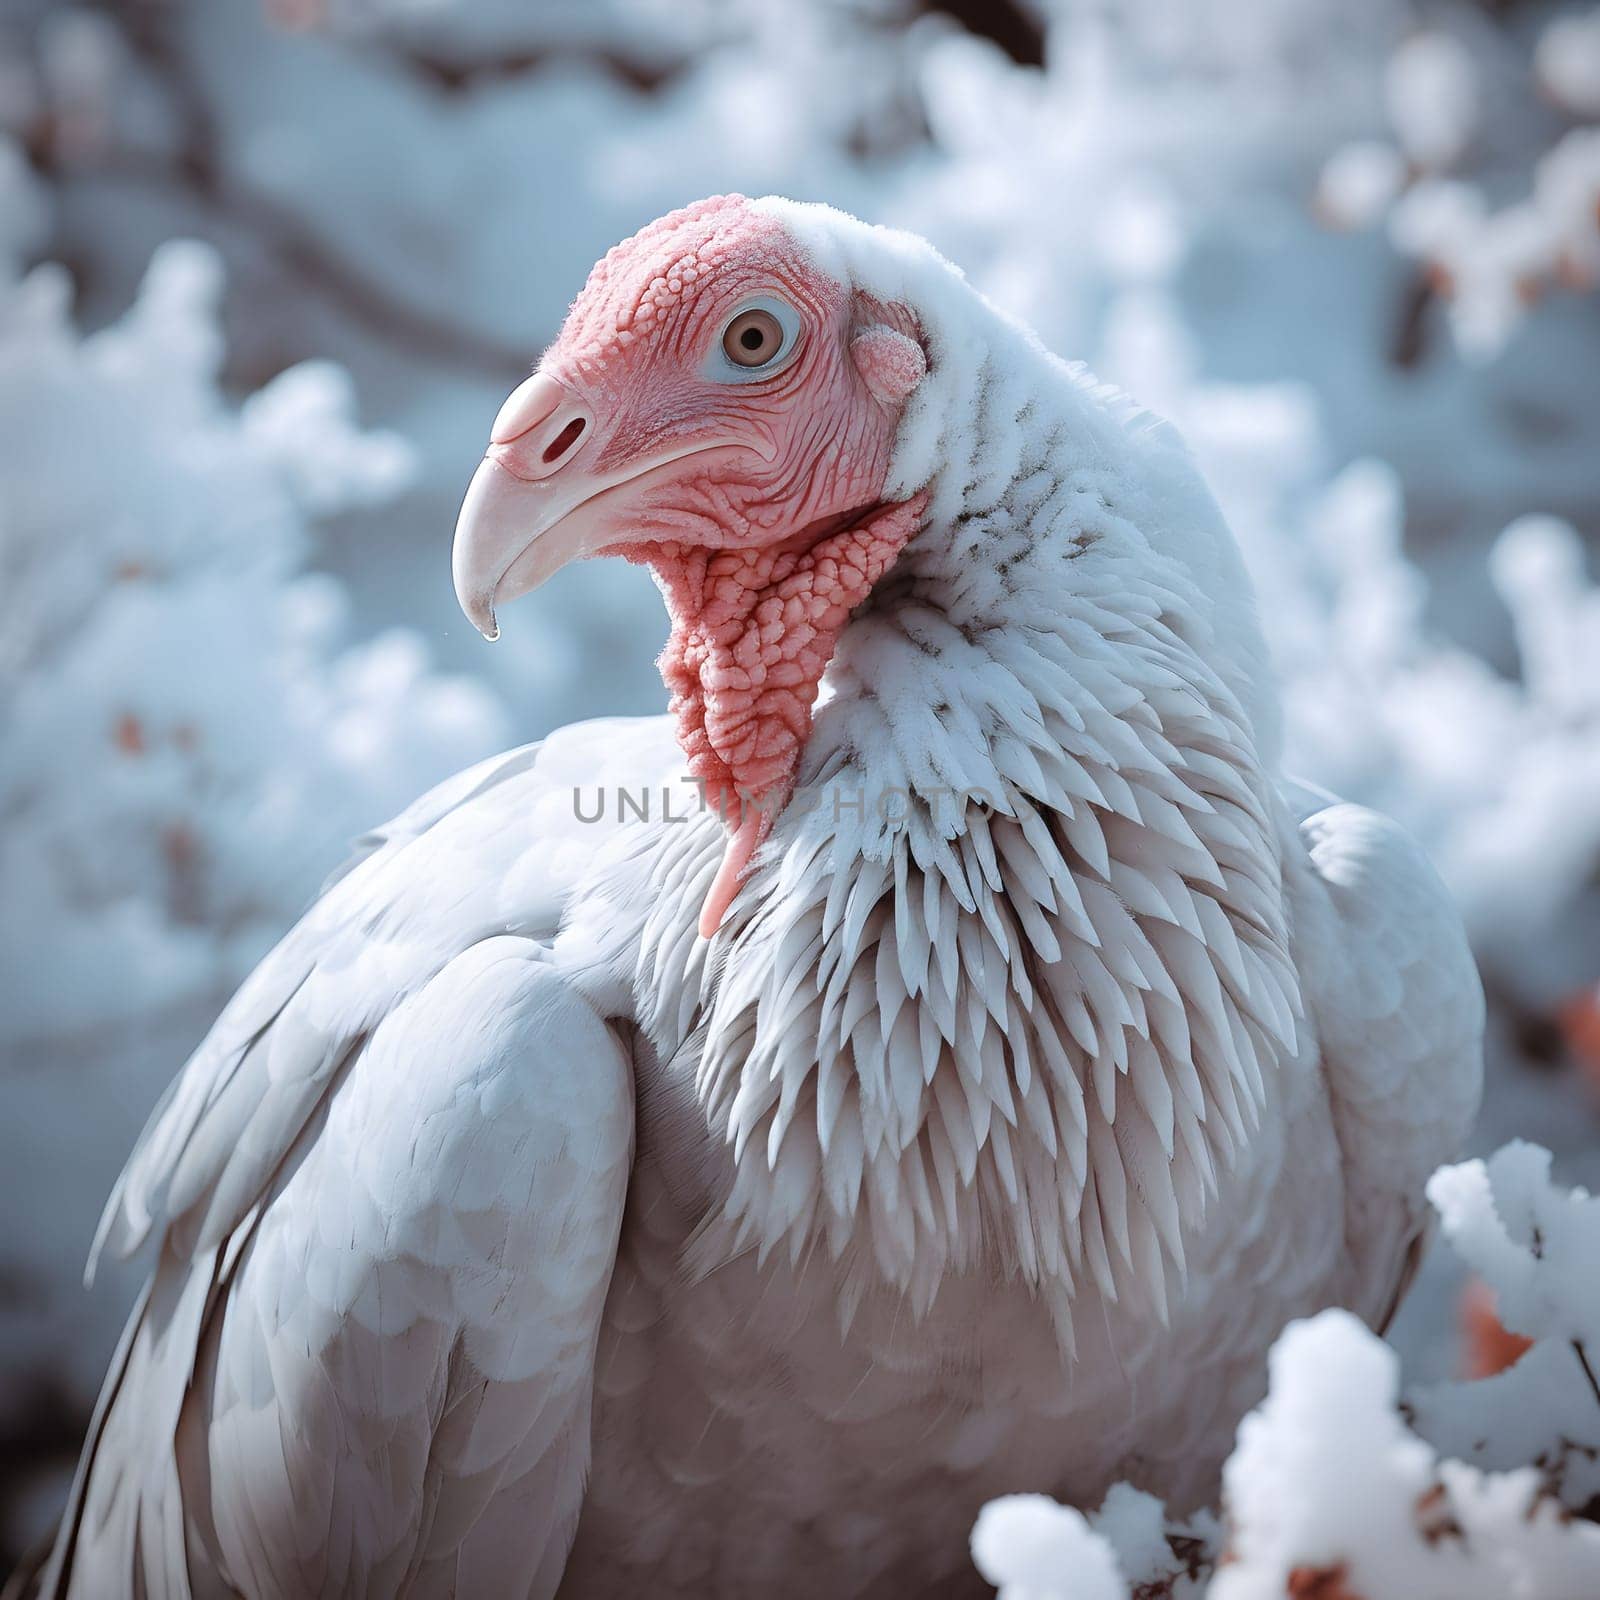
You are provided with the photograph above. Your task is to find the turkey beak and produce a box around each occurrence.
[452,373,604,641]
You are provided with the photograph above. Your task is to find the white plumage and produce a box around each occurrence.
[39,200,1483,1598]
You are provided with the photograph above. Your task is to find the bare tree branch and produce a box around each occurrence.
[36,1,538,380]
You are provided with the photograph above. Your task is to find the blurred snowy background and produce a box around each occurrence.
[1,0,1598,1576]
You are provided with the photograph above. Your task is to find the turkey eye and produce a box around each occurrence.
[722,309,784,368]
[703,298,800,383]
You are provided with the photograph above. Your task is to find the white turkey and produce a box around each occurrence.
[36,195,1483,1599]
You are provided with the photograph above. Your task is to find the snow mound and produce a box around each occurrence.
[971,1496,1126,1600]
[974,1144,1600,1599]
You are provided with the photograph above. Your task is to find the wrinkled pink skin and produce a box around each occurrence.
[484,197,926,933]
[645,496,926,934]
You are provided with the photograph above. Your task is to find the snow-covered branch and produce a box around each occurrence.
[974,1143,1600,1599]
[7,6,535,377]
[0,149,510,1449]
[0,187,506,1045]
[1316,10,1600,359]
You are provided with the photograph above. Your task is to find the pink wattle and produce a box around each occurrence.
[634,495,927,935]
[699,805,771,939]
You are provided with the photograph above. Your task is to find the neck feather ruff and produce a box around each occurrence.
[623,213,1300,1350]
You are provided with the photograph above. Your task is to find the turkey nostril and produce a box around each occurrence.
[543,416,587,465]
